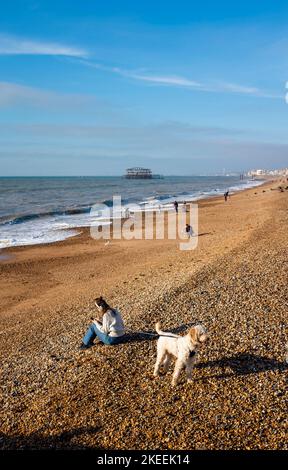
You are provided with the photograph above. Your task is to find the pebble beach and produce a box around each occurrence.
[0,179,287,450]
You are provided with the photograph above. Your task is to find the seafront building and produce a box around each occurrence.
[247,168,288,177]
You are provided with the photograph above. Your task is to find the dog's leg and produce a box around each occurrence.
[162,353,171,374]
[186,357,197,383]
[172,359,184,386]
[153,351,166,377]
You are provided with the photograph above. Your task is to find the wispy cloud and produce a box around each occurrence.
[0,33,280,98]
[215,81,281,98]
[126,73,201,88]
[75,58,281,98]
[218,82,259,95]
[130,74,278,98]
[0,33,87,57]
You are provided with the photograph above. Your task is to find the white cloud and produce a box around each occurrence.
[125,73,201,88]
[217,82,281,98]
[128,74,280,98]
[219,82,259,95]
[75,59,280,98]
[0,33,87,57]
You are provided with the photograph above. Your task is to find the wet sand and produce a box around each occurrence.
[0,179,287,450]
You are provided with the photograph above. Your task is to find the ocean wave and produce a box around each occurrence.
[0,207,92,226]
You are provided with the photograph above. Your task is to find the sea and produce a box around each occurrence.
[0,176,263,249]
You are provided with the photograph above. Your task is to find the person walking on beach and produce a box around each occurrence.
[174,200,179,213]
[224,191,229,202]
[79,296,125,349]
[185,223,193,238]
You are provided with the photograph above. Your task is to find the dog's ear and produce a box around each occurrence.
[189,327,198,343]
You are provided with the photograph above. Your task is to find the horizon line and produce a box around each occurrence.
[0,173,253,178]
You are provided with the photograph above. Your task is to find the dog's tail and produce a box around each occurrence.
[155,322,179,338]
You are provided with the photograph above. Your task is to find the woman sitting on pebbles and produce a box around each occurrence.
[79,296,125,350]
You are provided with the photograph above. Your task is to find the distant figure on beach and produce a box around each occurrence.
[174,200,179,213]
[79,296,125,349]
[183,201,187,212]
[224,191,229,202]
[185,224,194,238]
[125,208,130,218]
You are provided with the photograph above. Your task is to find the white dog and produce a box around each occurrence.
[153,322,208,386]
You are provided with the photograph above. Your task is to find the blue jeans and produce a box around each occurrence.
[83,323,123,346]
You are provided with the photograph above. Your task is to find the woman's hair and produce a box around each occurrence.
[95,296,116,315]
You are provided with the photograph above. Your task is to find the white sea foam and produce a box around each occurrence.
[0,214,111,249]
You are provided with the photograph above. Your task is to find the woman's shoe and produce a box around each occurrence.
[79,342,92,350]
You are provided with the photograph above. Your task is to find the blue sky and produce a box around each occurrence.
[0,0,288,175]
